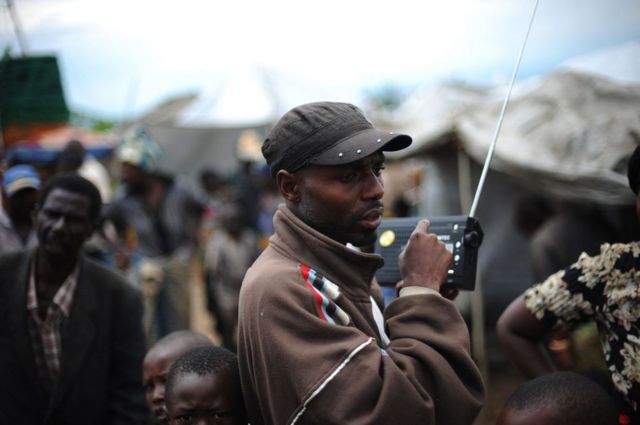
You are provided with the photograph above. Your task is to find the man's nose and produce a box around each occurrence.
[362,170,384,200]
[52,216,67,230]
[152,384,164,402]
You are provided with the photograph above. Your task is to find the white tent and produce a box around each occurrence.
[457,70,640,205]
[128,68,277,187]
[133,66,358,187]
[175,67,279,128]
[383,42,640,206]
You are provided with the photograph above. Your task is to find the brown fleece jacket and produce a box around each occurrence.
[237,205,485,425]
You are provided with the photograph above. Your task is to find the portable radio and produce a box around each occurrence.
[374,215,483,290]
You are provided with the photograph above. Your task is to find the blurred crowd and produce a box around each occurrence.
[0,126,280,349]
[0,114,638,425]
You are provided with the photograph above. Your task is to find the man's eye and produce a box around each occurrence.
[339,173,357,183]
[209,410,231,420]
[175,414,194,424]
[373,165,385,176]
[44,211,60,219]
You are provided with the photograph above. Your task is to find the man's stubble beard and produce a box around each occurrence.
[297,195,376,248]
[297,193,348,245]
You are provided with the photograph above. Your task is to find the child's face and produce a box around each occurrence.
[143,346,183,425]
[167,371,245,425]
[497,406,558,425]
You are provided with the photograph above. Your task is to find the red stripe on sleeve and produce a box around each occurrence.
[300,264,327,322]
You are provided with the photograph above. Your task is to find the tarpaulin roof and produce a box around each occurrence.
[379,43,640,205]
[457,70,640,205]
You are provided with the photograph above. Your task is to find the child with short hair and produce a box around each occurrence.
[497,371,618,425]
[143,331,213,424]
[165,345,247,425]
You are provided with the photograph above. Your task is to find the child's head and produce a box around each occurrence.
[497,371,617,425]
[165,345,246,425]
[143,331,213,424]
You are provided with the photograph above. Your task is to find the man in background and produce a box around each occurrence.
[0,174,147,424]
[56,139,114,204]
[204,199,259,351]
[107,126,204,342]
[0,164,41,254]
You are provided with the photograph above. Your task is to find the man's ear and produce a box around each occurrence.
[276,170,302,203]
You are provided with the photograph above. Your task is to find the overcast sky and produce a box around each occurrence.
[1,0,639,123]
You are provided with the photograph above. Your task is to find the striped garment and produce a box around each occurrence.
[26,264,79,385]
[300,264,350,326]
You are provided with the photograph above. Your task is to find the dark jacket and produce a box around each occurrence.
[0,250,148,424]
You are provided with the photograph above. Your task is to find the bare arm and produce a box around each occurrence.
[496,294,556,378]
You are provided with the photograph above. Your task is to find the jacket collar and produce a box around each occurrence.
[5,250,98,414]
[270,205,384,300]
[6,250,41,396]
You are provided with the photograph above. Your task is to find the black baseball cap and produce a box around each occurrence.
[262,101,412,177]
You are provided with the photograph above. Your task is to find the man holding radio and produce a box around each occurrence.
[237,101,485,425]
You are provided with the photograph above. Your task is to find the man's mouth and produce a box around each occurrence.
[153,407,168,423]
[359,208,384,229]
[44,238,67,251]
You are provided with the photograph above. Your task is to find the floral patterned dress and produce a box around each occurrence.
[525,242,640,415]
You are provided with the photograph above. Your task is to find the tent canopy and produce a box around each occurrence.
[379,43,640,205]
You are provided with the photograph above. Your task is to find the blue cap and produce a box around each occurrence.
[2,164,41,197]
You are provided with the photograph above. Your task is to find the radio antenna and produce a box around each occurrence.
[468,0,540,218]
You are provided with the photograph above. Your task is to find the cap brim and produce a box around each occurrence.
[308,128,412,166]
[4,179,40,197]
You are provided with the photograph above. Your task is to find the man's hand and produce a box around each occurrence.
[398,219,453,292]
